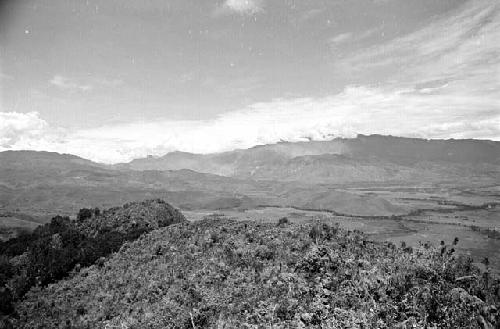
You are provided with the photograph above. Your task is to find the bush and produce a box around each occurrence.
[0,287,13,315]
[277,217,289,226]
[77,208,93,221]
[0,256,13,286]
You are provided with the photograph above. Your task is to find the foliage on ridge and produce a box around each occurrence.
[15,218,500,328]
[0,199,185,326]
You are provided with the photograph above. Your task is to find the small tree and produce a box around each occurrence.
[277,217,289,226]
[77,208,93,221]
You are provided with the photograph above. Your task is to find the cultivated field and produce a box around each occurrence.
[184,183,500,273]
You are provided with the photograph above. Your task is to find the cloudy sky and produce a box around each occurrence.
[0,0,499,163]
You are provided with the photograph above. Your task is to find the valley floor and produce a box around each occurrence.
[184,183,500,273]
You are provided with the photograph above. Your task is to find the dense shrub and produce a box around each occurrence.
[0,200,185,319]
[0,287,13,315]
[0,230,34,258]
[277,217,289,226]
[77,208,93,221]
[14,218,500,328]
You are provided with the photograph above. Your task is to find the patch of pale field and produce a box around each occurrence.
[185,205,500,273]
[372,221,500,273]
[405,208,500,229]
[0,216,40,229]
[0,216,40,241]
[338,183,500,208]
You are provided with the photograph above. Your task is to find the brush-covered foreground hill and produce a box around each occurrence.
[16,218,499,328]
[75,199,185,237]
[124,135,500,184]
[0,200,186,324]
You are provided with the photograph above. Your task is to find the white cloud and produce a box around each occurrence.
[216,0,263,15]
[299,8,323,23]
[0,112,49,148]
[96,77,124,87]
[50,75,93,92]
[328,28,380,51]
[1,83,498,163]
[334,0,500,92]
[329,33,352,46]
[2,0,498,164]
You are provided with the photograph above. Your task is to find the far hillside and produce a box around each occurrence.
[0,147,415,222]
[122,135,500,184]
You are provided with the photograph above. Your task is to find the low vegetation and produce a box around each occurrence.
[471,225,500,240]
[0,200,185,327]
[12,217,500,328]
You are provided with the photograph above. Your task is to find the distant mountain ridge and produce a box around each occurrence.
[121,135,500,182]
[0,146,412,220]
[1,135,498,223]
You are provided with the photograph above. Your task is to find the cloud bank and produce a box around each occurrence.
[50,75,93,92]
[1,0,498,164]
[1,83,498,163]
[216,0,263,15]
[334,0,500,91]
[0,112,48,148]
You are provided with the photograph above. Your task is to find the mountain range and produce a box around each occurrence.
[122,135,500,183]
[0,135,498,228]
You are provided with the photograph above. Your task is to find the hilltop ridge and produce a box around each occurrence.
[14,217,500,328]
[0,199,186,325]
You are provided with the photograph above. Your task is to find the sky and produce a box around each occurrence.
[0,0,499,163]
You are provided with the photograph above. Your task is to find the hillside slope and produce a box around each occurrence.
[75,199,185,237]
[123,135,500,183]
[16,218,499,328]
[0,151,408,219]
[0,200,186,324]
[0,151,257,217]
